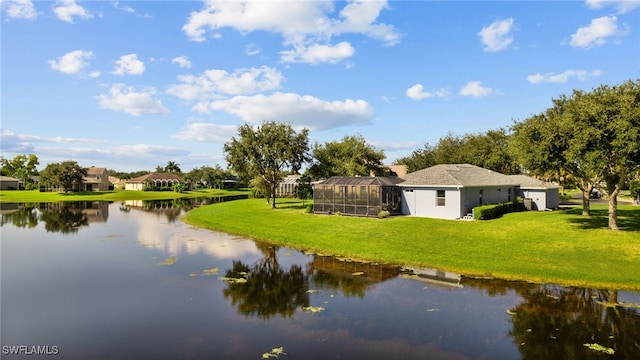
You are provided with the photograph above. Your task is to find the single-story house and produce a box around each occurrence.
[312,164,562,220]
[399,164,520,220]
[83,167,110,191]
[124,172,186,191]
[313,176,404,217]
[0,176,20,190]
[509,175,559,210]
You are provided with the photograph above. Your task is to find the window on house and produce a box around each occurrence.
[508,188,512,202]
[436,190,446,206]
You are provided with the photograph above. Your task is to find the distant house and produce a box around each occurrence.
[509,175,560,211]
[313,176,404,217]
[124,172,186,191]
[0,176,20,190]
[83,167,110,191]
[276,174,301,197]
[108,176,125,189]
[399,164,519,220]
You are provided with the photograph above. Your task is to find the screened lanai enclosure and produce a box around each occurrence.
[313,177,403,217]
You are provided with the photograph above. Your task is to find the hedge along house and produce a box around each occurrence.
[509,175,560,211]
[313,176,404,217]
[399,164,520,220]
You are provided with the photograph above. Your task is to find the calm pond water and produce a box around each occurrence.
[1,200,639,359]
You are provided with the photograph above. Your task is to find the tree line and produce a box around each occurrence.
[2,79,638,229]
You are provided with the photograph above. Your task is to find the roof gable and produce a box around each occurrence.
[86,167,108,175]
[399,164,519,187]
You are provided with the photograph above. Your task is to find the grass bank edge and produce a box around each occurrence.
[183,198,640,292]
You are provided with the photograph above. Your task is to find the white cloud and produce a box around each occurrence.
[245,43,261,56]
[459,81,492,97]
[280,41,355,64]
[585,0,640,14]
[48,50,94,75]
[111,1,134,13]
[0,129,108,154]
[182,0,401,64]
[167,66,284,101]
[570,16,619,48]
[112,54,145,75]
[172,123,238,143]
[405,84,449,100]
[53,0,93,23]
[478,18,515,52]
[171,56,192,68]
[96,84,169,116]
[194,92,374,131]
[527,69,603,84]
[4,0,38,19]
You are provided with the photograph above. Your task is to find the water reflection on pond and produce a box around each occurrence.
[1,200,638,359]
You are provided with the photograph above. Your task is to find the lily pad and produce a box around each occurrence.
[201,267,219,275]
[302,306,325,313]
[583,343,615,355]
[159,257,177,266]
[262,346,286,358]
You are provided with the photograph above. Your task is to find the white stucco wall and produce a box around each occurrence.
[401,187,462,219]
[519,188,559,210]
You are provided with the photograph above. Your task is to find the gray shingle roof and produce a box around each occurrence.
[509,175,559,189]
[399,164,519,187]
[318,176,405,186]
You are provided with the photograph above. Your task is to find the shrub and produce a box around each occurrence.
[335,211,342,217]
[473,202,514,220]
[305,204,313,213]
[377,210,390,219]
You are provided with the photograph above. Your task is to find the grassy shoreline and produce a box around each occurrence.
[0,189,248,203]
[183,198,640,291]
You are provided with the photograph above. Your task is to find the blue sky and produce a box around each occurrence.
[2,0,639,172]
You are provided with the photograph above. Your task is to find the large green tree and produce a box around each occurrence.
[224,121,310,209]
[0,154,39,187]
[511,80,640,229]
[397,129,519,174]
[567,80,640,229]
[185,164,231,189]
[395,144,435,173]
[307,135,385,178]
[39,161,88,192]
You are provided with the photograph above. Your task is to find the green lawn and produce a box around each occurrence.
[0,188,248,203]
[183,198,640,291]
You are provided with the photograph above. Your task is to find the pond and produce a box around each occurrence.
[1,200,639,359]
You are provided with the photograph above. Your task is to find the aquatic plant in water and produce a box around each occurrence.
[583,343,615,355]
[262,347,286,358]
[159,257,177,266]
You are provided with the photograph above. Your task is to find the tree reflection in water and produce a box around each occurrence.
[223,246,403,318]
[222,243,310,319]
[39,204,89,233]
[464,278,640,359]
[0,205,39,229]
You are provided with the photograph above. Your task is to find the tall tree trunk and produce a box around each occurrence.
[581,185,593,216]
[271,183,277,209]
[607,186,620,230]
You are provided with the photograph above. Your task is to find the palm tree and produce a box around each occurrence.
[165,161,181,174]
